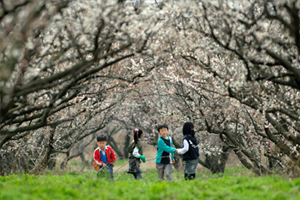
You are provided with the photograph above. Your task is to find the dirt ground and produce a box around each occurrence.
[138,143,158,171]
[59,142,243,173]
[115,143,243,173]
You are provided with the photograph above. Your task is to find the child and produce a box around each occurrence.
[93,135,116,180]
[176,122,199,180]
[126,128,146,180]
[155,123,176,181]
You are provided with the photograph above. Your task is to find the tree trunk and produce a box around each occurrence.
[47,153,57,170]
[80,152,89,166]
[108,135,123,158]
[172,137,183,171]
[123,133,131,159]
[0,153,6,176]
[218,146,232,173]
[200,146,231,174]
[60,152,70,170]
[29,127,55,175]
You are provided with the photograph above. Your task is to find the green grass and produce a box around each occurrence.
[0,167,300,200]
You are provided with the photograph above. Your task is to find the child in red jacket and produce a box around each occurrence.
[93,135,116,180]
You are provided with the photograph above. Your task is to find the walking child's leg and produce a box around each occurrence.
[185,159,198,180]
[189,173,195,180]
[156,163,165,181]
[184,173,188,180]
[133,173,137,179]
[184,160,189,179]
[135,172,142,180]
[165,164,172,181]
[107,164,114,180]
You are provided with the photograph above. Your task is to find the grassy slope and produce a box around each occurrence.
[0,167,299,200]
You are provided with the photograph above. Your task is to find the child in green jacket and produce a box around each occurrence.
[155,124,176,181]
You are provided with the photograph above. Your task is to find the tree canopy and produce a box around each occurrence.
[1,0,300,176]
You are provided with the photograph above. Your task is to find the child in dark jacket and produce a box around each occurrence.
[126,128,146,180]
[93,135,116,180]
[176,122,199,180]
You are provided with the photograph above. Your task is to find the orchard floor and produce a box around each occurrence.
[59,143,243,175]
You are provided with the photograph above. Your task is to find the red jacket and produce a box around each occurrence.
[93,146,116,170]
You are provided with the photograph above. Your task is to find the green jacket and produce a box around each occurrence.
[155,136,175,164]
[127,140,143,159]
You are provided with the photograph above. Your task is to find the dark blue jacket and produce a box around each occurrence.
[182,135,199,160]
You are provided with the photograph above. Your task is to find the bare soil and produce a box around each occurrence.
[55,142,243,174]
[115,143,243,173]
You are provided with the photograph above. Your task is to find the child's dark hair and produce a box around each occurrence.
[134,128,143,144]
[157,123,168,132]
[97,135,107,142]
[183,122,195,136]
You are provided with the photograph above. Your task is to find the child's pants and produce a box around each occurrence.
[156,163,172,181]
[97,164,113,180]
[184,159,198,180]
[133,172,142,180]
[127,158,142,180]
[184,159,198,174]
